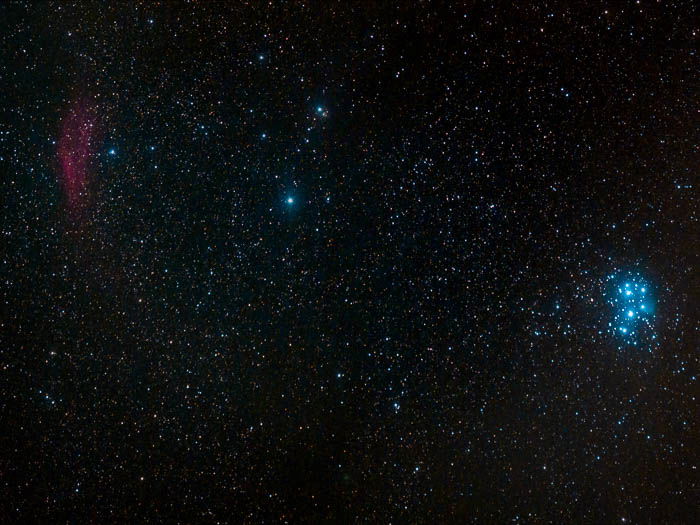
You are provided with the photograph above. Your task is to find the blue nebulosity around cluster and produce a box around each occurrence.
[606,273,657,350]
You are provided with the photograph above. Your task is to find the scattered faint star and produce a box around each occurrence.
[2,3,693,523]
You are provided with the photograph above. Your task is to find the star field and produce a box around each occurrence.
[1,2,698,523]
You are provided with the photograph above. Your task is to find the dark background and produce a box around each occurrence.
[1,1,698,523]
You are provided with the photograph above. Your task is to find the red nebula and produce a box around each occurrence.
[56,98,100,212]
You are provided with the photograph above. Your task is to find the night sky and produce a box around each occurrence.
[1,2,698,523]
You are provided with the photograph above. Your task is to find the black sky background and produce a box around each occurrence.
[1,2,698,523]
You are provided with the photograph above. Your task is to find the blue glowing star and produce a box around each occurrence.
[628,310,634,317]
[108,148,116,155]
[286,197,294,204]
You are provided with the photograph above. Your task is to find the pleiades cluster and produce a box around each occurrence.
[1,2,698,523]
[605,273,657,350]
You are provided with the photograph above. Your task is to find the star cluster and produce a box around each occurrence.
[605,273,657,349]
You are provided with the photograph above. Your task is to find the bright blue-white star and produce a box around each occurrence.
[286,197,294,204]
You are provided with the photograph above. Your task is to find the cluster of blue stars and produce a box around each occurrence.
[606,273,656,349]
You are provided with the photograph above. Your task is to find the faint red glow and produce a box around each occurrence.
[57,98,100,213]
